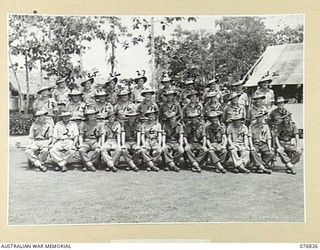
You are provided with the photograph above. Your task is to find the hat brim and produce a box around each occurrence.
[231,117,245,121]
[105,78,118,85]
[207,114,222,118]
[276,100,288,104]
[141,91,155,96]
[134,76,147,83]
[94,94,108,97]
[106,112,116,117]
[125,113,139,117]
[164,92,177,96]
[253,96,266,100]
[84,111,99,116]
[37,87,52,94]
[69,93,83,96]
[34,111,48,117]
[145,111,158,116]
[258,79,272,84]
[117,91,131,96]
[59,113,72,117]
[228,93,241,100]
[187,114,200,118]
[80,78,94,87]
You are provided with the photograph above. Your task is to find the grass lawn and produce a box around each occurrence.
[8,136,304,225]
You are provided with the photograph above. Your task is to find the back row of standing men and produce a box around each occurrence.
[26,72,302,174]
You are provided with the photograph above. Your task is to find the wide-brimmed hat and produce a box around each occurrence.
[105,110,116,117]
[125,109,139,117]
[275,96,288,104]
[186,111,200,118]
[258,75,273,84]
[207,111,222,118]
[94,90,108,97]
[252,93,266,100]
[163,90,177,96]
[84,108,98,116]
[97,113,107,120]
[37,85,53,94]
[134,70,147,83]
[34,110,48,117]
[231,80,244,87]
[68,89,83,96]
[185,79,194,85]
[117,89,131,96]
[254,110,268,119]
[55,77,66,85]
[80,77,94,87]
[230,114,245,121]
[105,76,118,85]
[228,92,241,101]
[57,100,68,106]
[141,88,155,96]
[161,75,172,83]
[144,107,158,116]
[186,90,199,98]
[164,111,177,119]
[59,111,72,117]
[206,91,219,98]
[70,113,85,121]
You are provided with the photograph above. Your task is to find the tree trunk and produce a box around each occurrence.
[40,59,43,86]
[9,52,23,113]
[111,36,115,74]
[25,53,30,114]
[150,17,156,89]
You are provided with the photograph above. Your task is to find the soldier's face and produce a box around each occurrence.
[261,82,268,89]
[84,82,91,90]
[36,115,46,123]
[166,94,174,101]
[137,79,144,87]
[255,98,262,105]
[58,82,66,88]
[108,114,116,123]
[62,116,70,123]
[190,117,198,125]
[120,95,128,101]
[87,114,97,121]
[41,89,50,97]
[144,93,152,101]
[234,120,242,127]
[210,117,219,124]
[163,81,170,88]
[278,102,285,108]
[284,116,291,124]
[256,116,264,123]
[190,95,197,102]
[147,113,155,121]
[231,96,239,104]
[169,116,177,125]
[71,95,81,102]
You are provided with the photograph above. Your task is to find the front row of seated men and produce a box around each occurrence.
[25,106,301,175]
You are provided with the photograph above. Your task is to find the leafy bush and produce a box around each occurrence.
[10,112,34,136]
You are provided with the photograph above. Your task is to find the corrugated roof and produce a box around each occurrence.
[243,43,303,87]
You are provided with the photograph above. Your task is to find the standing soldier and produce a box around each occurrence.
[140,109,162,172]
[105,74,119,106]
[137,88,159,119]
[227,114,250,174]
[231,80,249,110]
[203,111,228,173]
[66,89,86,116]
[246,93,268,125]
[78,108,103,172]
[131,71,147,105]
[159,90,182,125]
[81,77,95,108]
[114,89,136,124]
[33,85,58,126]
[248,111,274,174]
[254,75,275,110]
[275,112,301,174]
[183,111,205,173]
[53,77,70,103]
[50,111,79,172]
[93,89,114,118]
[204,91,223,117]
[157,74,174,104]
[179,79,195,107]
[181,90,203,122]
[203,79,223,103]
[268,96,290,128]
[162,111,184,172]
[222,92,246,125]
[120,109,141,172]
[101,110,122,172]
[25,110,53,172]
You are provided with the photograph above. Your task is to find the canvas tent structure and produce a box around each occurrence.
[242,43,304,129]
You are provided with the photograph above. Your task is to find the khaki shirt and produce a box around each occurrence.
[163,122,184,142]
[53,121,79,140]
[33,97,58,117]
[249,122,271,145]
[104,122,121,140]
[254,88,275,109]
[53,87,70,103]
[227,123,248,144]
[142,121,161,140]
[29,122,53,140]
[79,121,104,140]
[66,101,86,115]
[184,122,204,143]
[205,122,226,144]
[275,122,298,142]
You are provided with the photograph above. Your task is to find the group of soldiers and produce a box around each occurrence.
[25,71,302,174]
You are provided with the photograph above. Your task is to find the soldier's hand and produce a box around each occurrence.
[202,146,208,152]
[250,147,255,152]
[185,145,191,151]
[178,146,184,154]
[269,147,274,152]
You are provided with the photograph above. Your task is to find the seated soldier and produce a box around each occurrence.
[119,109,140,172]
[25,110,53,172]
[101,111,121,172]
[275,112,301,175]
[227,114,250,174]
[162,111,184,172]
[140,108,162,172]
[203,111,227,173]
[248,111,274,174]
[183,111,205,173]
[50,111,79,172]
[78,108,103,172]
[69,112,85,163]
